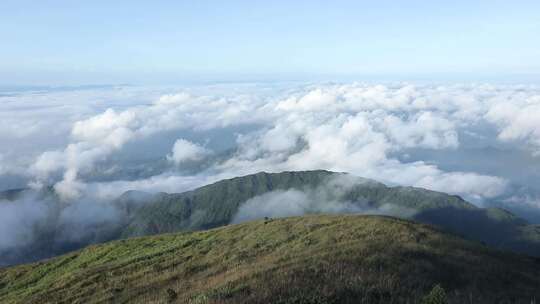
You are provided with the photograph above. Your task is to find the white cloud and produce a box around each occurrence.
[88,173,220,200]
[231,183,418,224]
[414,172,508,201]
[232,190,310,223]
[54,169,87,201]
[26,90,270,199]
[167,139,210,165]
[0,82,535,206]
[32,150,65,178]
[486,97,540,154]
[71,108,136,148]
[231,186,376,224]
[382,112,459,149]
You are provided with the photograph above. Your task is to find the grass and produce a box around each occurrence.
[121,170,540,257]
[1,214,540,303]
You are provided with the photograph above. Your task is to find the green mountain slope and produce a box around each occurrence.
[3,170,539,267]
[122,170,474,236]
[122,170,347,235]
[1,215,539,304]
[121,170,540,256]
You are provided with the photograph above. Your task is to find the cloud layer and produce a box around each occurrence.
[1,82,540,264]
[3,83,540,202]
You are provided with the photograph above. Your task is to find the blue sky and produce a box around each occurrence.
[1,0,540,85]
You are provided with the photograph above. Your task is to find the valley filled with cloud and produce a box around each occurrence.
[1,82,540,262]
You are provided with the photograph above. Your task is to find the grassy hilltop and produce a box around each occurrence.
[3,170,540,268]
[1,215,539,304]
[121,170,540,256]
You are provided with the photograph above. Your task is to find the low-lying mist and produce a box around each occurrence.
[231,175,418,224]
[2,82,540,265]
[0,190,129,266]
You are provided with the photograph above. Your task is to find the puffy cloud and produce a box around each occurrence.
[276,88,338,111]
[32,151,65,178]
[382,112,459,149]
[167,139,210,165]
[0,82,538,209]
[259,125,299,152]
[54,169,87,201]
[71,109,136,148]
[486,98,540,154]
[27,90,270,199]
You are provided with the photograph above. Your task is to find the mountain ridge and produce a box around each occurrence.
[2,170,540,267]
[120,170,540,256]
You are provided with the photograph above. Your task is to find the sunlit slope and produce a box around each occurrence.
[122,170,474,236]
[121,170,540,256]
[1,215,539,304]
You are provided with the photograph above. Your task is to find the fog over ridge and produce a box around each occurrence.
[2,82,540,204]
[2,82,540,264]
[231,173,419,224]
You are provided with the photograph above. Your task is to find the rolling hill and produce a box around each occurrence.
[120,170,540,256]
[2,170,540,268]
[1,215,539,303]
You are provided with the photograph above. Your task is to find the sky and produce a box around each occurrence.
[1,0,540,85]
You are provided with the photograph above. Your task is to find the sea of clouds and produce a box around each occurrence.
[1,82,540,263]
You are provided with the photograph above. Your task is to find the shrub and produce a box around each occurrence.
[166,288,178,302]
[421,284,447,304]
